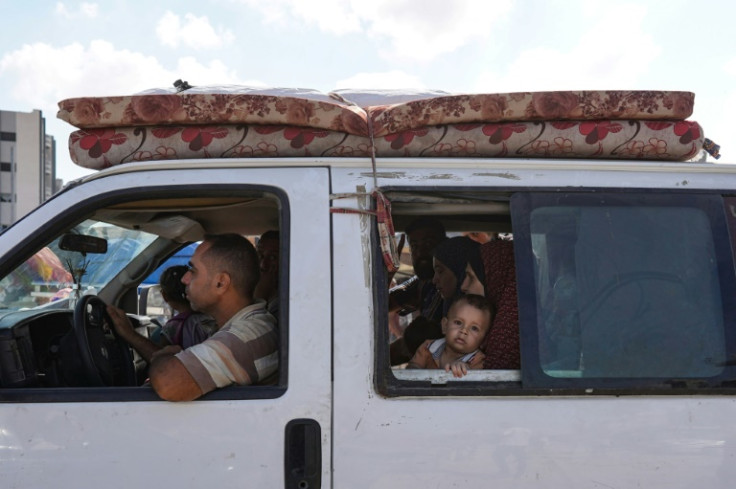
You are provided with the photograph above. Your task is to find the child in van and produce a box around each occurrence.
[157,265,217,349]
[406,294,493,378]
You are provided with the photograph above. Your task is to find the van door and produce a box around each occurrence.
[0,166,332,489]
[330,163,736,488]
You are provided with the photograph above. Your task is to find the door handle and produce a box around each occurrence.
[285,418,321,489]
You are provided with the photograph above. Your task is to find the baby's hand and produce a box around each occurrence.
[445,360,470,378]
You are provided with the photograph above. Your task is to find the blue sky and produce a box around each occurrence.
[1,0,734,181]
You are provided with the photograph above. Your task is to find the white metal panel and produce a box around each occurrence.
[0,166,332,488]
[330,163,736,488]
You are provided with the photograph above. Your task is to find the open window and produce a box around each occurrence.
[0,188,288,402]
[376,189,736,396]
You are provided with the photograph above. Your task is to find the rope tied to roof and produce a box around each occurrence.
[328,99,399,273]
[330,189,400,273]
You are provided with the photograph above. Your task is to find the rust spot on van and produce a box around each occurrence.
[420,173,459,180]
[360,172,406,179]
[473,172,521,180]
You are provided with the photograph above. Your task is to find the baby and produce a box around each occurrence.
[407,294,493,377]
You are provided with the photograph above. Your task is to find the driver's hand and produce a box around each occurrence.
[106,304,135,340]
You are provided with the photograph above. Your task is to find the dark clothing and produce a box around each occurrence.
[389,276,443,365]
[389,276,443,323]
[432,236,480,314]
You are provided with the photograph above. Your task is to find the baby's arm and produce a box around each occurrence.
[406,340,433,369]
[467,350,486,369]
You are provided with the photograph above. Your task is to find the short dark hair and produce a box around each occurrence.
[404,217,446,237]
[447,293,495,330]
[202,234,260,296]
[160,265,188,304]
[259,230,279,243]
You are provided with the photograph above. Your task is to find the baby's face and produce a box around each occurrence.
[443,302,490,354]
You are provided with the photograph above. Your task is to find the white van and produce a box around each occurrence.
[0,87,733,488]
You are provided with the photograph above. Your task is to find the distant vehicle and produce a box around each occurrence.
[141,242,197,286]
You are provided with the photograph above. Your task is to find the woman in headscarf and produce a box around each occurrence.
[431,236,481,313]
[460,242,486,297]
[393,236,483,363]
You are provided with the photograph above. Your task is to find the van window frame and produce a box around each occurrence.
[0,183,289,403]
[374,186,736,397]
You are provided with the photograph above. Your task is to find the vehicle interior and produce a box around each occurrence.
[0,191,282,391]
[381,188,736,391]
[0,185,517,392]
[381,190,519,383]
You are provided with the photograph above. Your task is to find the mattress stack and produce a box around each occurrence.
[57,86,703,170]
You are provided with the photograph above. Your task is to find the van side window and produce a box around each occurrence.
[378,191,736,395]
[515,193,735,388]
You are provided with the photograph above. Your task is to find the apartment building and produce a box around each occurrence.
[0,109,57,231]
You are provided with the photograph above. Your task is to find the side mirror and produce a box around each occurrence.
[59,233,108,254]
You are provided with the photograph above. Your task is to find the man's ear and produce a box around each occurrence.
[214,272,231,293]
[441,317,448,335]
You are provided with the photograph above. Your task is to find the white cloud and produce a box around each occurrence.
[0,41,260,181]
[335,70,426,89]
[725,57,736,78]
[697,57,736,161]
[242,0,512,62]
[355,0,513,62]
[156,11,235,50]
[245,0,362,35]
[240,0,362,34]
[80,2,98,18]
[55,2,98,19]
[0,40,253,107]
[472,3,660,92]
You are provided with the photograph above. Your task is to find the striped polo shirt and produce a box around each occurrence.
[176,300,279,395]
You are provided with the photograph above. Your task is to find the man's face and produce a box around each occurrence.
[181,241,218,314]
[408,228,444,281]
[257,238,279,275]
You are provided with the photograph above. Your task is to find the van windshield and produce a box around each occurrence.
[0,219,158,311]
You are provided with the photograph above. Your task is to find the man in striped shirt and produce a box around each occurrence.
[111,233,278,401]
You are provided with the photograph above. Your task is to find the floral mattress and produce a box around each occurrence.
[58,86,703,169]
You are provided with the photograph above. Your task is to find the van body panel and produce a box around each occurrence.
[2,157,736,487]
[0,166,333,488]
[333,395,736,488]
[330,164,736,488]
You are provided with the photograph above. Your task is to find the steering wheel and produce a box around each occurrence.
[73,295,137,387]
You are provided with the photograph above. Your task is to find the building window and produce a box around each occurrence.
[0,132,16,142]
